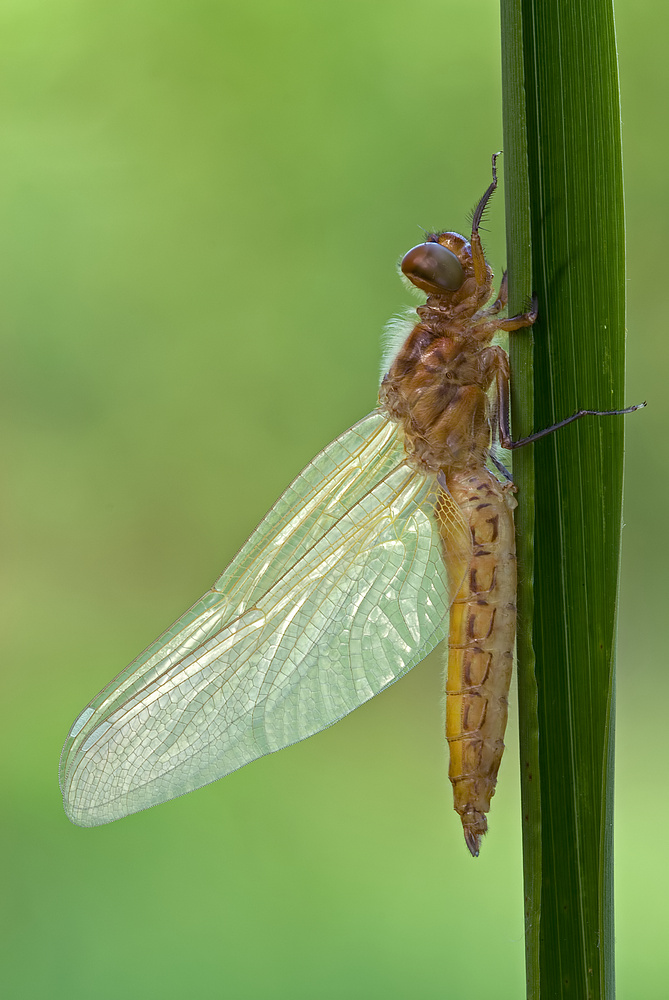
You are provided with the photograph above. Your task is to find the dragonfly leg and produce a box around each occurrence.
[472,292,537,341]
[492,333,645,448]
[489,451,513,481]
[470,153,500,287]
[481,270,508,317]
[503,402,647,449]
[494,294,538,332]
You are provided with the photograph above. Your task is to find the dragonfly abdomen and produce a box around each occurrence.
[441,467,517,857]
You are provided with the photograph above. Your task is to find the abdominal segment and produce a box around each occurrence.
[440,468,517,857]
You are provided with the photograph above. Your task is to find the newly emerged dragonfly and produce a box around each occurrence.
[60,158,641,855]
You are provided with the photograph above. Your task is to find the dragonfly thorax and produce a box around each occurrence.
[379,326,494,474]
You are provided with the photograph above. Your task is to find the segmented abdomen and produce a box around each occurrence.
[441,468,517,857]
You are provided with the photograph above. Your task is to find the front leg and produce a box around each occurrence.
[494,294,538,333]
[470,153,500,286]
[480,271,508,318]
[473,293,538,342]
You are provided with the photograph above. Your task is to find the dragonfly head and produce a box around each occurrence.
[401,238,465,295]
[401,231,492,308]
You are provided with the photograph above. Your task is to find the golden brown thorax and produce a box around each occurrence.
[379,230,500,473]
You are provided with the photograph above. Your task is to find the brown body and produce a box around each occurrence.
[443,469,516,855]
[379,165,536,854]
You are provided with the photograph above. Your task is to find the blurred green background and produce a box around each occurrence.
[2,1,665,997]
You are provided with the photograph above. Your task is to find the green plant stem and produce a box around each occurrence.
[501,1,626,997]
[500,2,541,997]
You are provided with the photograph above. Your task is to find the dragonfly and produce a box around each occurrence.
[60,156,642,855]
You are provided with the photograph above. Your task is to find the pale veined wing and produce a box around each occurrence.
[60,410,471,827]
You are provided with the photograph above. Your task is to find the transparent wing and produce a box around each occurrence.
[60,411,471,827]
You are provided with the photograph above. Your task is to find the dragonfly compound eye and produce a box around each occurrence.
[401,242,465,295]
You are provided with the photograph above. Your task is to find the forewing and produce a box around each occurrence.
[61,412,471,827]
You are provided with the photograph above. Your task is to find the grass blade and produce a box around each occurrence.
[500,2,541,997]
[501,1,628,996]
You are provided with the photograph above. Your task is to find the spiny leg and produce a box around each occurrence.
[493,356,646,449]
[489,451,513,482]
[470,153,499,287]
[503,402,647,450]
[471,294,537,346]
[479,293,643,446]
[480,270,508,317]
[494,294,538,333]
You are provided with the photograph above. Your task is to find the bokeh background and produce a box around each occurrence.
[2,1,665,997]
